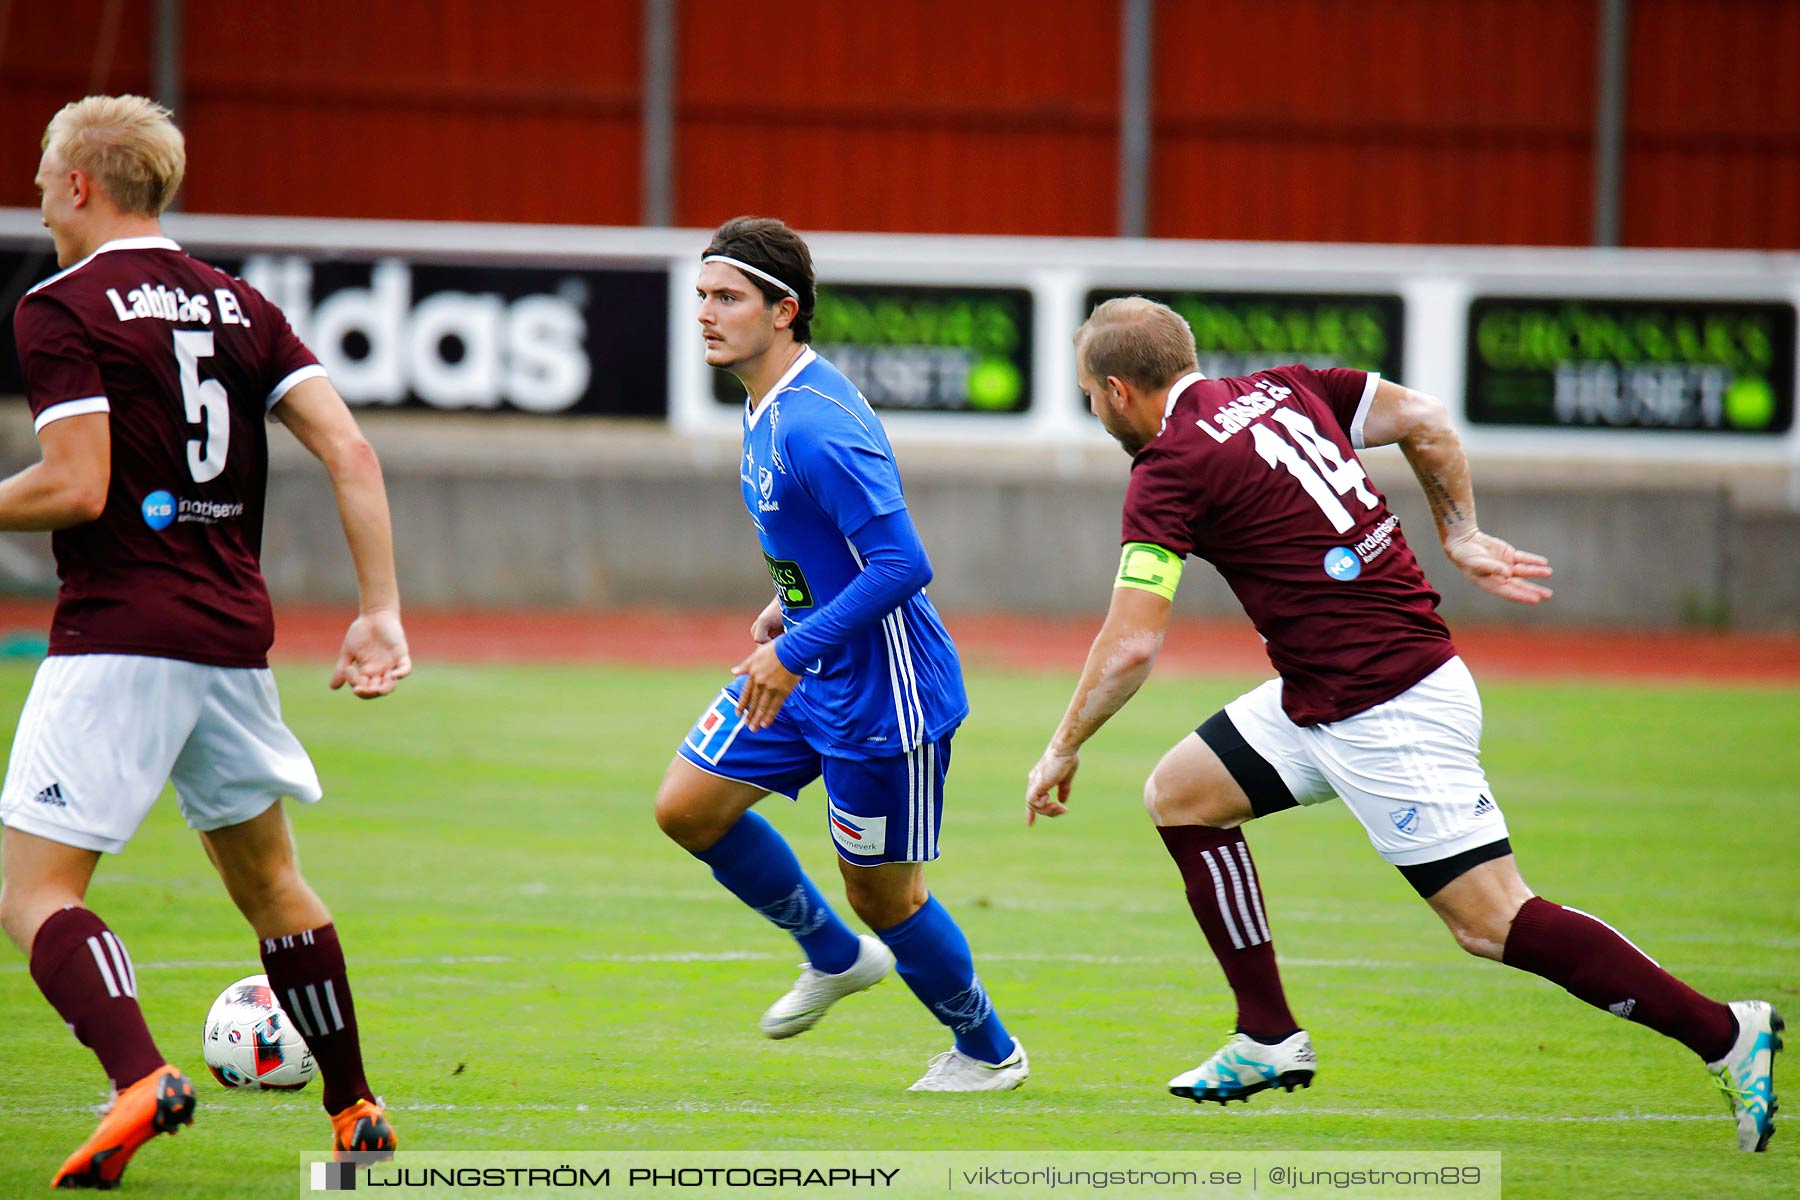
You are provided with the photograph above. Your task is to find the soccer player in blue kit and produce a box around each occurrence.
[652,217,1026,1091]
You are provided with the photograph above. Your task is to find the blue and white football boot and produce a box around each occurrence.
[1168,1029,1315,1104]
[1708,1000,1784,1152]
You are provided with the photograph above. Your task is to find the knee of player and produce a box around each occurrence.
[0,884,36,952]
[651,788,717,851]
[1141,772,1168,823]
[1444,916,1507,961]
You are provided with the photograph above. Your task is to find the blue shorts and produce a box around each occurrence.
[676,679,951,866]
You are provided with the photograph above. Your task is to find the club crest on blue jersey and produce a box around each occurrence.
[685,690,747,765]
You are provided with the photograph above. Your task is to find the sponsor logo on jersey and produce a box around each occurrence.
[1323,546,1362,581]
[685,690,746,765]
[763,553,814,609]
[1352,514,1402,564]
[826,800,886,858]
[30,782,66,808]
[142,490,176,530]
[1388,806,1420,835]
[142,489,245,530]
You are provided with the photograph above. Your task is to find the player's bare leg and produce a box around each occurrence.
[3,828,195,1188]
[836,860,1026,1091]
[652,756,765,854]
[655,757,877,1036]
[1429,852,1779,1150]
[202,802,394,1160]
[1144,734,1314,1104]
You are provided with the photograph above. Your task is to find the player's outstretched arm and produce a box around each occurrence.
[1027,582,1172,824]
[0,412,109,531]
[1359,380,1553,606]
[273,376,411,697]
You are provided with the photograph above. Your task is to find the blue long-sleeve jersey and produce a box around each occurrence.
[739,347,968,759]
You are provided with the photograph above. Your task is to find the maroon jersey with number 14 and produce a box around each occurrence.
[1120,365,1456,726]
[12,236,324,667]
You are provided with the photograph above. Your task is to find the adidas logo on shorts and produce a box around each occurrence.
[30,782,67,808]
[1472,794,1496,817]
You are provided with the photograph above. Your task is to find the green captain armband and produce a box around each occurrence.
[1116,542,1184,600]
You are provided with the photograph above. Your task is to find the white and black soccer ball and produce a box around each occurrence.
[202,974,316,1090]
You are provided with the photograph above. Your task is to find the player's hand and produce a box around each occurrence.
[750,600,785,644]
[331,609,413,698]
[1026,747,1080,825]
[1445,530,1553,606]
[732,639,801,731]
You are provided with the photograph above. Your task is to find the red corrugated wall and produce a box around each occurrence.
[1150,0,1598,244]
[0,1,154,198]
[1625,0,1800,248]
[0,1,1792,248]
[673,0,1118,235]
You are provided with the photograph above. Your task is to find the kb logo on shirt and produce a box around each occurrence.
[1323,546,1362,581]
[142,490,175,531]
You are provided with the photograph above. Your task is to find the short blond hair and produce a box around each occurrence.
[42,95,186,217]
[1075,296,1198,390]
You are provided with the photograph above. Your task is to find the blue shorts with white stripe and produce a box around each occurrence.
[677,678,952,865]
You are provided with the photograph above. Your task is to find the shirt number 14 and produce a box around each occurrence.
[1249,410,1377,534]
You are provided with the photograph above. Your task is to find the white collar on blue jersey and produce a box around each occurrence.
[744,345,817,430]
[27,235,184,295]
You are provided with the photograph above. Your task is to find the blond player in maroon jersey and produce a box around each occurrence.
[1026,297,1779,1153]
[0,96,411,1187]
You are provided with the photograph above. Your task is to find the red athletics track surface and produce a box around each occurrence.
[0,600,1792,686]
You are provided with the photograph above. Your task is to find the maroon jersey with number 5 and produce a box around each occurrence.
[12,236,323,667]
[1120,365,1455,725]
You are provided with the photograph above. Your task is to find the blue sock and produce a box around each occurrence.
[693,810,861,975]
[877,895,1013,1063]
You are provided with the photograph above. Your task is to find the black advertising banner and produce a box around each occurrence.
[1466,296,1797,434]
[1083,289,1405,390]
[0,243,669,416]
[711,283,1034,414]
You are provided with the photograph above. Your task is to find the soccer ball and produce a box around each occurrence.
[201,974,316,1090]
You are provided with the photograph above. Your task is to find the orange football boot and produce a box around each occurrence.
[51,1065,196,1190]
[330,1098,397,1162]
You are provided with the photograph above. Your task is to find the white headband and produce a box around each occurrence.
[703,254,799,299]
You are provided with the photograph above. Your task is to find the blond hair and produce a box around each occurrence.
[1075,296,1198,390]
[42,95,186,217]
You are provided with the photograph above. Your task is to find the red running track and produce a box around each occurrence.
[0,601,1791,685]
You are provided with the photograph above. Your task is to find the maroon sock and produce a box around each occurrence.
[1503,896,1736,1061]
[1157,824,1298,1038]
[259,924,375,1114]
[29,907,166,1091]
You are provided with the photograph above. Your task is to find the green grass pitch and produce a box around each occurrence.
[0,660,1795,1198]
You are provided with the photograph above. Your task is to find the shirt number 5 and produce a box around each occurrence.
[173,330,229,483]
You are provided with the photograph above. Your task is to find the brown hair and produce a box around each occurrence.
[43,95,186,217]
[1075,296,1198,390]
[702,216,816,342]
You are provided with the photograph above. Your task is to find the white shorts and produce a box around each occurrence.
[0,654,322,854]
[1219,656,1508,866]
